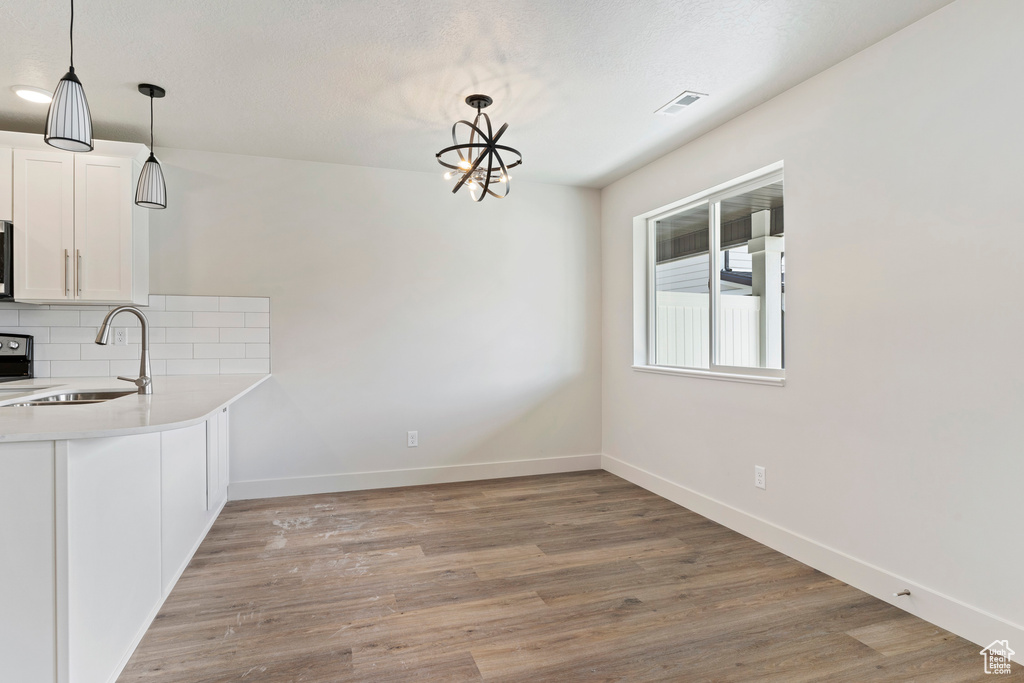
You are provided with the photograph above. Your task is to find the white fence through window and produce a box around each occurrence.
[656,292,760,368]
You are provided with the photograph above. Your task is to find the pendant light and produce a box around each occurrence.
[435,95,522,202]
[44,0,93,152]
[135,84,167,210]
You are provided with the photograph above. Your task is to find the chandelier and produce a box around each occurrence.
[435,94,522,202]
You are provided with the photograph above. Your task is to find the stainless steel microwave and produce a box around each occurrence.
[0,221,11,299]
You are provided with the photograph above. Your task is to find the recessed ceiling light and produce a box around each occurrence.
[656,90,708,115]
[11,85,53,104]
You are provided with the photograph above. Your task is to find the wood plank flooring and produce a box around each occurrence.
[118,471,1021,682]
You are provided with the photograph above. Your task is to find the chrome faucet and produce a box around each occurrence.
[95,306,153,394]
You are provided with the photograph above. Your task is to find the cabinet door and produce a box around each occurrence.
[0,441,57,683]
[206,414,220,510]
[0,146,12,222]
[66,434,162,683]
[161,423,210,595]
[13,149,75,301]
[74,155,133,302]
[219,407,230,499]
[206,407,230,510]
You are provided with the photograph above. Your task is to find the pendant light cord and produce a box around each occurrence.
[69,0,75,68]
[149,94,155,151]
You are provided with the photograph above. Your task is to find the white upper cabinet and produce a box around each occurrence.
[0,146,12,222]
[13,149,75,301]
[5,131,149,305]
[74,155,136,302]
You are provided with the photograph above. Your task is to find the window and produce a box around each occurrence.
[635,164,785,384]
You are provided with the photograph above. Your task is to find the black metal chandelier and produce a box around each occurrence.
[436,95,522,202]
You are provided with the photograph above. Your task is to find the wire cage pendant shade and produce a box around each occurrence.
[436,94,522,202]
[135,84,167,209]
[45,0,93,152]
[136,153,166,209]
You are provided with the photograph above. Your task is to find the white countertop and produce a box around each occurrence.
[0,375,270,442]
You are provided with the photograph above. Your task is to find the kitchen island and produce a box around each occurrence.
[0,374,269,683]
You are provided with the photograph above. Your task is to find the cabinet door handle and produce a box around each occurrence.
[64,249,70,296]
[76,250,82,296]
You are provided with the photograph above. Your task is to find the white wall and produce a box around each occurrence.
[149,150,601,495]
[601,0,1023,647]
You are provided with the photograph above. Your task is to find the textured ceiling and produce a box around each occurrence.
[0,0,954,187]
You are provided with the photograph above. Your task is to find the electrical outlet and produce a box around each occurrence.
[754,465,766,490]
[407,431,418,447]
[114,328,128,346]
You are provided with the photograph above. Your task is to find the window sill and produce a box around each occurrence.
[631,364,785,387]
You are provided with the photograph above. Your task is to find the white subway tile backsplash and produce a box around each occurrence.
[193,343,245,359]
[0,294,270,378]
[80,310,139,326]
[108,361,138,377]
[245,312,270,328]
[51,360,110,377]
[166,359,220,375]
[220,358,270,374]
[193,311,245,328]
[19,310,81,327]
[246,343,271,358]
[164,327,219,344]
[110,359,167,376]
[49,326,103,344]
[80,343,142,360]
[219,327,269,343]
[127,327,165,344]
[146,311,193,328]
[12,327,50,343]
[166,295,220,312]
[78,311,104,327]
[34,344,82,361]
[219,297,270,313]
[149,343,194,360]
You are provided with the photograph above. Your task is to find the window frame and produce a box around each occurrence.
[633,162,786,386]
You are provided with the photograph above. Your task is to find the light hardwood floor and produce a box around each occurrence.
[118,471,1021,681]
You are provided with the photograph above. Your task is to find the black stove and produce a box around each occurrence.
[0,333,33,382]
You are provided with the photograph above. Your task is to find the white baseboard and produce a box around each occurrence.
[229,454,602,501]
[601,454,1024,650]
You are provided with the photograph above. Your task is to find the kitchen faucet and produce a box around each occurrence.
[95,306,153,394]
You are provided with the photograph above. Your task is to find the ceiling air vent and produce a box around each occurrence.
[656,91,707,115]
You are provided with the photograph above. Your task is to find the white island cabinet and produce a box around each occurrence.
[0,374,266,683]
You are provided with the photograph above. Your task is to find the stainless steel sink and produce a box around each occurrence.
[5,390,137,407]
